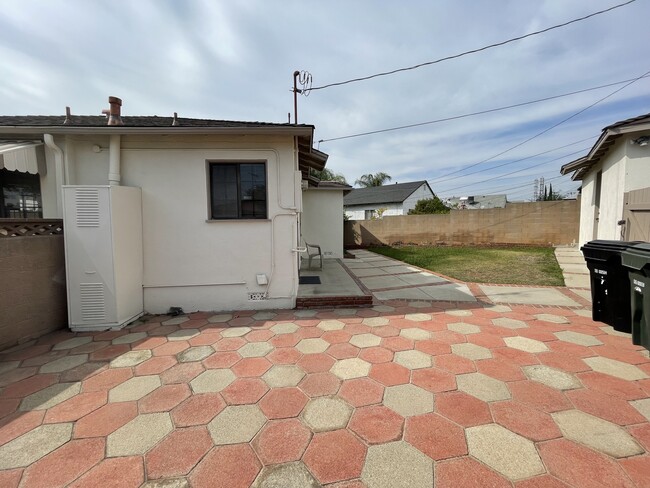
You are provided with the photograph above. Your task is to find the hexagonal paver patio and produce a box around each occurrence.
[1,293,649,487]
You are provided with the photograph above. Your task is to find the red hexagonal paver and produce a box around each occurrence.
[188,332,222,347]
[566,388,647,426]
[214,337,247,352]
[349,405,404,444]
[82,368,132,392]
[628,423,650,451]
[68,455,144,488]
[146,426,213,479]
[411,367,457,393]
[619,454,650,488]
[321,330,352,344]
[160,362,204,385]
[20,438,105,488]
[537,351,591,374]
[221,378,269,405]
[267,347,302,364]
[338,378,385,407]
[203,351,241,369]
[89,344,131,361]
[436,457,511,488]
[171,393,226,427]
[74,401,138,438]
[514,475,572,488]
[508,380,572,413]
[327,343,360,359]
[577,371,647,400]
[491,400,562,441]
[414,339,452,356]
[359,346,394,364]
[153,341,190,356]
[299,372,341,397]
[303,429,367,485]
[0,411,45,445]
[434,354,476,374]
[139,384,190,413]
[259,387,308,419]
[298,353,336,373]
[134,356,177,376]
[231,357,272,377]
[435,391,492,427]
[0,469,22,488]
[270,333,301,348]
[2,373,59,399]
[246,329,275,342]
[493,347,539,366]
[369,362,410,386]
[539,439,635,488]
[43,391,107,423]
[252,418,311,465]
[381,336,414,352]
[190,444,261,488]
[475,358,526,382]
[405,413,467,460]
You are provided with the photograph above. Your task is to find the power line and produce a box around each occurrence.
[318,75,650,144]
[309,0,636,92]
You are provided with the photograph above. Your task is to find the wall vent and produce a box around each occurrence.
[248,292,268,301]
[75,188,100,227]
[80,283,106,321]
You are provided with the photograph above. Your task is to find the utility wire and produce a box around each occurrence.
[310,0,636,91]
[318,75,649,144]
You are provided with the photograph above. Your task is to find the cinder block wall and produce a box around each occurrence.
[345,200,579,247]
[0,235,67,351]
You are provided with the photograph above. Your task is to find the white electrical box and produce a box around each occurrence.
[62,185,144,331]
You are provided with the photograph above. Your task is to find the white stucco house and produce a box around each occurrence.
[344,180,434,220]
[560,112,650,246]
[0,97,347,326]
[445,194,507,210]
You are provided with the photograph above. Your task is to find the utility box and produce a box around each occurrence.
[62,186,143,331]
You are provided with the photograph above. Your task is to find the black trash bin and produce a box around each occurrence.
[622,243,650,350]
[581,240,641,332]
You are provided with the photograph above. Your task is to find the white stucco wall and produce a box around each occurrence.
[301,189,344,259]
[578,133,650,246]
[48,133,301,313]
[402,184,434,213]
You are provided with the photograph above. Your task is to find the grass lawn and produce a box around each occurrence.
[369,245,565,286]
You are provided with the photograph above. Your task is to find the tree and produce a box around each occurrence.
[408,196,450,215]
[355,172,392,188]
[311,168,348,184]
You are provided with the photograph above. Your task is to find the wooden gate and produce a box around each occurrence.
[623,187,650,241]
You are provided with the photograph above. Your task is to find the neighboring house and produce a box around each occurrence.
[561,112,650,246]
[344,180,434,220]
[0,96,341,325]
[446,194,507,210]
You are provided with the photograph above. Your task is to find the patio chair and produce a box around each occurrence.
[304,241,323,270]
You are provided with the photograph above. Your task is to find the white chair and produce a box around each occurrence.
[304,241,323,269]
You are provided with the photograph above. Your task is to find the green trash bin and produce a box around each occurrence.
[621,243,650,351]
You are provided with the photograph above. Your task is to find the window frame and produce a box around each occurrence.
[207,161,268,221]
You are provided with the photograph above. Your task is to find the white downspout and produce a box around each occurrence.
[108,134,121,186]
[43,134,65,217]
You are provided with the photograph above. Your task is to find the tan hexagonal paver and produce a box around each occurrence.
[582,356,648,381]
[631,398,650,421]
[447,310,473,317]
[167,328,200,341]
[107,413,173,456]
[296,338,330,354]
[162,316,189,325]
[523,365,582,390]
[190,369,236,393]
[383,384,433,417]
[362,441,433,488]
[20,382,81,411]
[504,336,549,353]
[552,410,644,458]
[534,313,569,324]
[350,334,382,349]
[302,397,353,432]
[404,313,431,322]
[40,354,89,373]
[110,350,152,368]
[492,318,528,329]
[554,331,603,347]
[447,322,481,335]
[52,336,93,350]
[208,313,232,323]
[451,343,492,360]
[362,317,390,327]
[456,373,510,402]
[271,322,299,334]
[254,462,319,487]
[330,358,371,380]
[220,327,251,338]
[317,320,345,331]
[177,345,214,362]
[109,375,161,402]
[253,311,276,321]
[466,424,544,481]
[0,423,73,469]
[399,328,431,341]
[208,405,266,445]
[372,305,395,313]
[394,350,432,370]
[238,342,273,358]
[294,310,318,317]
[263,365,305,387]
[112,332,147,345]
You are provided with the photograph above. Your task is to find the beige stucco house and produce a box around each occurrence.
[0,97,345,326]
[561,112,650,246]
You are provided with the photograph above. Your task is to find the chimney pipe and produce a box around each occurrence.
[106,96,123,126]
[63,106,71,125]
[172,112,179,126]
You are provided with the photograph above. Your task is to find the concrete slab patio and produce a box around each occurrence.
[1,295,649,487]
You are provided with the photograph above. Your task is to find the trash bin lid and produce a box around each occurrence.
[622,243,650,271]
[581,240,643,261]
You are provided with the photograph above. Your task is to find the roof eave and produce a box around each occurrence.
[0,125,315,137]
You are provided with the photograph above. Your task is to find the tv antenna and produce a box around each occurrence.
[292,70,312,124]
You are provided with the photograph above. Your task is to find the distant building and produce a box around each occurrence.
[344,180,434,220]
[446,194,507,210]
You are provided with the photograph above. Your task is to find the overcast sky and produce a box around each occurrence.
[1,0,648,200]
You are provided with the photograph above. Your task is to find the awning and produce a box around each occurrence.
[0,141,46,175]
